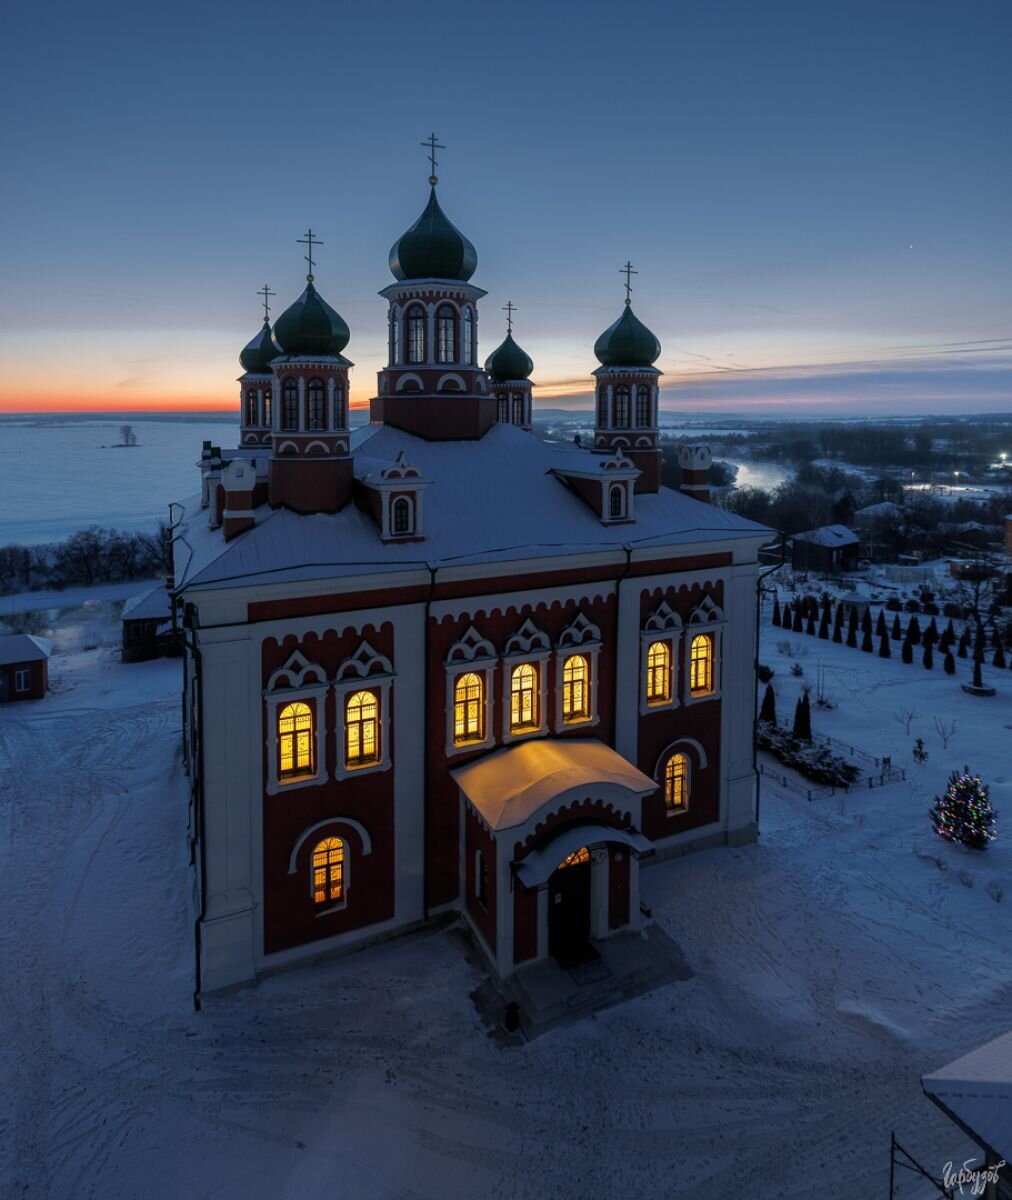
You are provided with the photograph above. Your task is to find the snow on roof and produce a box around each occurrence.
[451,738,656,832]
[121,583,172,621]
[793,524,860,547]
[175,423,771,592]
[838,591,871,604]
[0,634,52,664]
[922,1030,1012,1157]
[853,501,903,520]
[514,823,654,887]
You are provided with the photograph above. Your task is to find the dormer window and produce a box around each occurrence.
[437,306,456,363]
[281,378,298,430]
[614,386,630,428]
[635,384,651,427]
[609,485,625,519]
[407,306,426,363]
[307,378,325,429]
[392,496,413,535]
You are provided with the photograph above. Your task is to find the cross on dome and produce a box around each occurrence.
[421,132,445,185]
[258,283,275,322]
[503,300,516,333]
[621,260,638,306]
[297,229,324,282]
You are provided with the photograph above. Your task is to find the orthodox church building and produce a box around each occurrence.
[173,153,769,998]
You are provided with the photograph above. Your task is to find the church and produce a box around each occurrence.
[172,147,769,999]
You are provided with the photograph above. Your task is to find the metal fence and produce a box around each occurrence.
[758,756,906,802]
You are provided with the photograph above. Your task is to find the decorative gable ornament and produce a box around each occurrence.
[335,639,394,682]
[556,611,602,648]
[503,617,551,657]
[445,624,496,665]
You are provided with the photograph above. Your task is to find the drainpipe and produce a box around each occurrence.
[423,563,436,921]
[180,601,207,1012]
[754,533,788,833]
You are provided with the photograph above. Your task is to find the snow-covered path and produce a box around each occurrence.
[2,626,1010,1199]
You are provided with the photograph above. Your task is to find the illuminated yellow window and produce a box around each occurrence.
[665,754,689,810]
[690,634,714,695]
[510,662,539,731]
[345,690,380,767]
[278,701,314,777]
[646,641,671,704]
[562,654,590,722]
[558,846,590,869]
[454,672,484,744]
[312,837,345,905]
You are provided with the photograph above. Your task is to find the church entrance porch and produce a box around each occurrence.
[548,848,595,968]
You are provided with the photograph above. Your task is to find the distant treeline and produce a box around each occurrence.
[0,525,171,595]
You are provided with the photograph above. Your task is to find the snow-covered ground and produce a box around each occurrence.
[2,600,1010,1198]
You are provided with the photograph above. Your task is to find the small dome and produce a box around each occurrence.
[239,320,277,373]
[484,332,533,382]
[272,281,350,358]
[594,305,661,367]
[389,187,477,282]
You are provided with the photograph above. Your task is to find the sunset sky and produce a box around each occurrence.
[2,0,1010,415]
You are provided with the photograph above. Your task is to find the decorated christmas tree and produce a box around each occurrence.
[930,770,997,850]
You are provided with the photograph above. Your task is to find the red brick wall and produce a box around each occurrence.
[2,659,46,701]
[513,883,538,965]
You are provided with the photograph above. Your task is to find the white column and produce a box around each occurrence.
[723,560,760,842]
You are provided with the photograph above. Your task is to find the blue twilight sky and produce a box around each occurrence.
[1,0,1010,413]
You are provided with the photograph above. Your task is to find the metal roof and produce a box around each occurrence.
[922,1030,1012,1158]
[0,634,52,664]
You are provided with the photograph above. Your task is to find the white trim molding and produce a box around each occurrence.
[333,640,395,781]
[684,594,725,707]
[554,612,602,731]
[500,619,552,746]
[264,651,329,795]
[639,601,683,715]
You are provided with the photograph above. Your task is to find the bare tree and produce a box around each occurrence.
[119,424,138,447]
[933,717,957,749]
[894,708,919,735]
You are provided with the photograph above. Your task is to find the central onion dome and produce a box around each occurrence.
[239,320,277,373]
[484,332,533,381]
[389,188,477,282]
[272,281,350,358]
[594,305,661,367]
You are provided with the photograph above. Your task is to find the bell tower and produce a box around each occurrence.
[484,302,534,431]
[238,284,276,447]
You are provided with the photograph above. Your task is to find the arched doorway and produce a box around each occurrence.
[548,846,596,968]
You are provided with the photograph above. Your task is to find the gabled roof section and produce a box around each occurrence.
[0,634,52,664]
[793,524,859,547]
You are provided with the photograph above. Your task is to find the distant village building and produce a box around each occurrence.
[121,584,173,662]
[0,634,52,702]
[172,160,769,999]
[852,500,903,527]
[790,525,860,574]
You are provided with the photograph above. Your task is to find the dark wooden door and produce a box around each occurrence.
[548,859,593,968]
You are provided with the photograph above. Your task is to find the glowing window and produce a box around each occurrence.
[312,837,345,905]
[690,633,714,695]
[510,662,539,731]
[392,496,413,535]
[461,307,473,363]
[558,846,590,869]
[345,690,380,766]
[278,701,314,777]
[332,381,344,429]
[613,386,630,428]
[562,654,590,721]
[609,486,625,519]
[406,306,426,363]
[665,754,689,810]
[454,671,484,744]
[436,307,456,363]
[635,384,651,427]
[281,378,298,430]
[307,378,325,429]
[646,641,671,704]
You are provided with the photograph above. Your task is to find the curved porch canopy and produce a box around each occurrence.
[451,737,656,832]
[513,822,654,889]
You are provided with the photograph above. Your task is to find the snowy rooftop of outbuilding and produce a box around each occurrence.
[121,583,172,621]
[175,423,770,592]
[450,738,656,832]
[793,524,860,547]
[922,1029,1012,1157]
[853,501,904,520]
[0,634,52,664]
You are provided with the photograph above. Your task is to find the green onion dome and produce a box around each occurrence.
[389,187,477,282]
[239,320,277,373]
[593,304,661,367]
[272,281,350,358]
[484,332,533,382]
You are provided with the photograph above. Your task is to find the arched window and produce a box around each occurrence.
[665,754,689,811]
[345,690,380,767]
[281,378,298,430]
[454,671,484,744]
[609,485,625,518]
[332,381,344,429]
[392,496,413,535]
[461,307,473,364]
[475,848,488,907]
[512,395,523,424]
[278,701,314,777]
[614,386,630,428]
[558,846,590,869]
[245,389,257,426]
[263,388,273,427]
[597,390,608,427]
[436,306,456,363]
[562,654,589,721]
[646,641,671,704]
[307,378,325,429]
[406,306,426,363]
[312,837,345,905]
[635,384,651,427]
[497,396,508,423]
[690,633,714,695]
[391,312,401,363]
[510,662,538,731]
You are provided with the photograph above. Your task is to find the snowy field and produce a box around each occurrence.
[2,597,1011,1198]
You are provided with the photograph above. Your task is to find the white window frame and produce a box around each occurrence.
[553,612,602,731]
[446,663,495,756]
[265,688,329,796]
[663,752,691,817]
[683,597,725,707]
[333,641,395,780]
[14,668,31,693]
[501,619,551,745]
[310,834,349,914]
